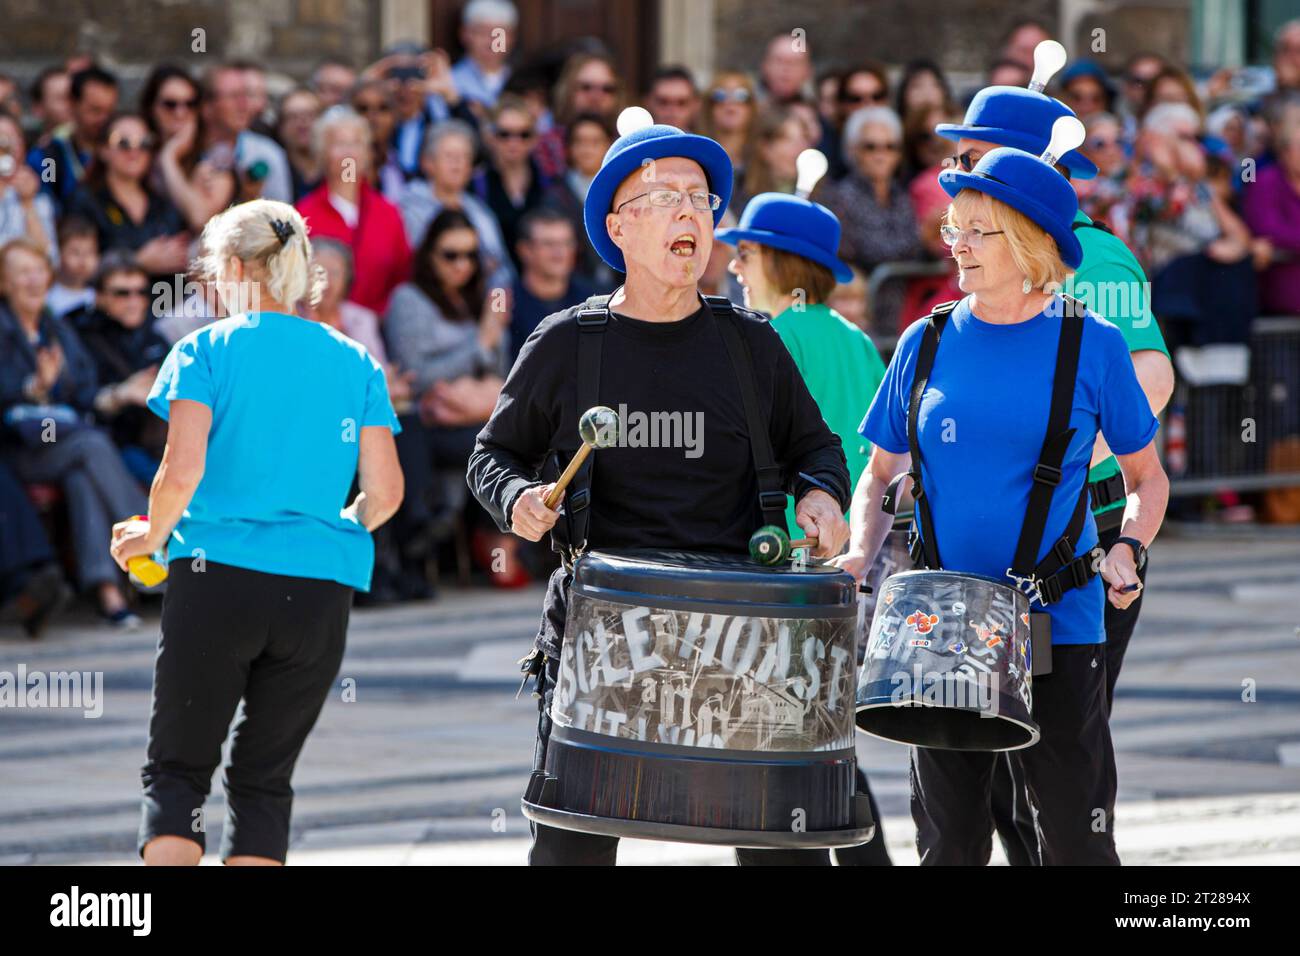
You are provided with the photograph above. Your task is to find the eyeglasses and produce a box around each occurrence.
[840,90,887,105]
[107,286,149,298]
[437,249,478,262]
[1087,136,1120,150]
[578,82,617,95]
[941,150,980,172]
[494,127,535,140]
[653,96,693,109]
[710,88,751,104]
[857,140,900,153]
[353,101,391,115]
[159,97,198,112]
[940,225,1005,249]
[615,188,722,212]
[110,137,154,152]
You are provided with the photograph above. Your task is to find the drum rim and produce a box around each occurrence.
[853,698,1042,751]
[549,723,858,761]
[877,568,1031,605]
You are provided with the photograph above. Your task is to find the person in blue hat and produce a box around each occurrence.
[468,109,853,866]
[833,143,1170,865]
[936,48,1177,863]
[717,154,892,867]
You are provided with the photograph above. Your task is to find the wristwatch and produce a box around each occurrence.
[1115,536,1147,571]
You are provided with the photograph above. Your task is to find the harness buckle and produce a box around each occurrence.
[759,490,787,512]
[1032,463,1063,487]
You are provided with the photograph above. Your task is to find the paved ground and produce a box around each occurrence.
[2,527,1298,866]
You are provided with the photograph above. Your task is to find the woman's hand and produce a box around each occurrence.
[135,234,190,274]
[34,343,64,392]
[795,489,849,557]
[1098,544,1142,610]
[120,366,158,406]
[478,290,511,351]
[109,518,166,573]
[12,165,40,205]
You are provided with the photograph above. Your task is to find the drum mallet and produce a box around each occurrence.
[543,405,620,510]
[749,524,819,566]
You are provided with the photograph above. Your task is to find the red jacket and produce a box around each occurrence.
[296,182,411,314]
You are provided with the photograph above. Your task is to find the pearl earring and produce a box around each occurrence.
[1022,278,1033,294]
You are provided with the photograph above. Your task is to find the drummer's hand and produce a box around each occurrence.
[1099,545,1141,610]
[795,490,848,557]
[830,550,869,581]
[510,483,562,542]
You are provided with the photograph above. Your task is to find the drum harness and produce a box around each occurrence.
[880,295,1107,615]
[518,293,792,696]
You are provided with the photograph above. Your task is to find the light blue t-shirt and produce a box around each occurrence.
[860,296,1158,644]
[147,311,401,591]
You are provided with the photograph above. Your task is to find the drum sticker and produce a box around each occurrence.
[908,638,932,648]
[556,594,857,752]
[948,641,965,654]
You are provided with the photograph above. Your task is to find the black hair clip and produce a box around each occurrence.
[270,218,295,247]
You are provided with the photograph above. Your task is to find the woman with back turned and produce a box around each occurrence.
[110,198,404,865]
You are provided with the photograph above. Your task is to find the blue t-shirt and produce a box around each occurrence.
[860,296,1158,644]
[147,311,401,591]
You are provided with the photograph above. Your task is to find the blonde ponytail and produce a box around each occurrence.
[194,198,324,311]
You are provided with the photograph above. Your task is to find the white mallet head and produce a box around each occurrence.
[617,106,655,137]
[1040,115,1086,169]
[1029,40,1068,93]
[795,149,829,199]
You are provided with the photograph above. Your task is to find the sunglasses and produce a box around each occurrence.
[578,82,617,95]
[858,140,900,153]
[353,101,391,114]
[107,286,149,298]
[653,96,693,109]
[710,88,751,104]
[159,97,198,111]
[110,137,154,152]
[1088,136,1121,150]
[494,127,535,140]
[941,150,980,172]
[437,249,478,262]
[841,89,887,105]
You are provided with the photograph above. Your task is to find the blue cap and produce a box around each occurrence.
[935,86,1098,179]
[938,146,1083,269]
[715,192,853,283]
[583,123,733,274]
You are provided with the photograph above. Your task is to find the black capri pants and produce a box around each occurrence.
[138,560,352,862]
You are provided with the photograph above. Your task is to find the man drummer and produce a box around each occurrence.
[467,108,852,866]
[934,47,1175,863]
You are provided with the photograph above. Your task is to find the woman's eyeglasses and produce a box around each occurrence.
[710,88,751,104]
[941,150,979,172]
[494,127,535,141]
[615,188,722,212]
[840,90,887,105]
[353,101,391,115]
[107,286,149,299]
[939,225,1005,249]
[857,140,900,153]
[1087,136,1121,150]
[437,249,478,263]
[578,82,618,96]
[159,97,198,112]
[110,137,155,152]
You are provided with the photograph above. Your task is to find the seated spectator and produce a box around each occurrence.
[297,106,411,314]
[198,61,294,204]
[1117,52,1168,142]
[1242,108,1300,314]
[66,112,190,281]
[140,64,235,231]
[350,78,406,200]
[0,115,58,262]
[537,52,623,179]
[509,209,595,364]
[540,112,616,288]
[401,119,512,289]
[895,59,952,121]
[310,58,358,110]
[736,107,813,211]
[451,0,518,113]
[757,31,813,105]
[73,252,169,485]
[472,95,549,270]
[383,210,510,586]
[700,71,757,191]
[1076,111,1129,225]
[28,65,119,210]
[1059,59,1115,120]
[0,457,70,638]
[646,66,702,131]
[902,99,960,184]
[278,88,323,202]
[46,217,99,318]
[28,67,71,151]
[310,238,394,365]
[0,239,146,628]
[827,63,890,178]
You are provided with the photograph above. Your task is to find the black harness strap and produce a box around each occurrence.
[708,294,789,529]
[892,300,959,570]
[561,293,610,561]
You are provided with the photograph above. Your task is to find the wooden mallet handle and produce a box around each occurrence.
[791,536,818,550]
[543,443,593,510]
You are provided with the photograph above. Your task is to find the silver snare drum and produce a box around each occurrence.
[854,569,1039,751]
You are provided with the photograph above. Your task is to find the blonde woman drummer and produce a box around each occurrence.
[833,139,1168,865]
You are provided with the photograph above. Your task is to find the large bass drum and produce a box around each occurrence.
[522,549,875,848]
[855,569,1038,751]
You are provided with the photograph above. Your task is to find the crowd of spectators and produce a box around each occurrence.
[2,1,1298,631]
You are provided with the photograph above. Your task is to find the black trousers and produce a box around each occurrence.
[527,655,877,866]
[0,457,54,596]
[914,643,1120,865]
[990,522,1148,864]
[138,561,352,862]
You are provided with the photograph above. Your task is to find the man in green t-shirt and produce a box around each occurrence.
[936,59,1177,865]
[717,172,891,867]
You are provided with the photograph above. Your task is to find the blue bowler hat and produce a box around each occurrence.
[716,193,853,283]
[938,146,1083,269]
[583,108,733,274]
[936,86,1098,179]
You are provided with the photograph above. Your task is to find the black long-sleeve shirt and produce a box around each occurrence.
[467,297,850,658]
